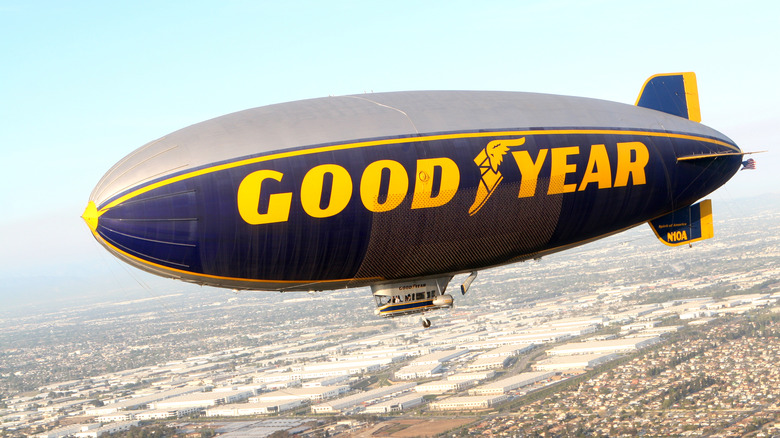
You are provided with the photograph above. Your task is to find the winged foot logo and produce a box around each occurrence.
[468,137,526,215]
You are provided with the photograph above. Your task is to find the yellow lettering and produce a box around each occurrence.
[511,149,548,198]
[411,157,461,209]
[360,160,408,212]
[614,141,649,187]
[300,164,352,218]
[667,230,688,242]
[236,170,293,225]
[547,146,579,195]
[578,144,612,191]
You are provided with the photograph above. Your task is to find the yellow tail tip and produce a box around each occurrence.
[82,201,99,232]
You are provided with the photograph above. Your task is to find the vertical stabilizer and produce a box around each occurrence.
[636,72,701,122]
[649,200,713,246]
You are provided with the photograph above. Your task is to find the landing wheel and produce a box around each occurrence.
[421,317,431,328]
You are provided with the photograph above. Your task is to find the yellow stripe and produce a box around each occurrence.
[682,72,701,123]
[700,199,714,240]
[677,152,745,161]
[379,304,436,315]
[97,128,739,215]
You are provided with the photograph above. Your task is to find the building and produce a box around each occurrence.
[394,363,442,380]
[608,304,663,322]
[310,382,415,414]
[533,353,619,371]
[73,421,138,437]
[468,371,555,395]
[429,395,508,411]
[546,337,661,356]
[253,371,301,384]
[335,348,410,362]
[464,326,594,349]
[206,399,303,416]
[249,386,349,403]
[468,356,510,371]
[294,358,393,372]
[477,344,534,358]
[364,393,424,413]
[296,364,382,380]
[302,375,350,387]
[410,349,469,365]
[83,406,121,417]
[680,310,716,320]
[95,412,134,423]
[621,321,659,332]
[134,407,201,420]
[34,424,98,438]
[415,379,475,394]
[85,386,204,414]
[149,389,253,410]
[36,399,86,414]
[546,316,608,328]
[446,371,496,382]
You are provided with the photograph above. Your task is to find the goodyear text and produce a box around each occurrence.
[237,141,650,225]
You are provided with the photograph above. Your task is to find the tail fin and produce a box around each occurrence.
[636,72,701,122]
[649,199,713,247]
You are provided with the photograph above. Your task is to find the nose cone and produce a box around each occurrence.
[83,178,203,276]
[81,201,100,233]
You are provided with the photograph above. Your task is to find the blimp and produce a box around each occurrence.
[83,72,747,327]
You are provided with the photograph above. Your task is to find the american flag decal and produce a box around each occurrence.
[741,158,756,171]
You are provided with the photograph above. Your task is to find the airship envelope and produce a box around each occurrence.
[83,73,745,324]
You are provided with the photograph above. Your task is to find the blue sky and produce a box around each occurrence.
[1,0,778,305]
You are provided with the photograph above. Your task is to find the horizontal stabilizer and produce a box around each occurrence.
[677,152,745,162]
[649,199,713,247]
[636,72,701,122]
[677,150,765,163]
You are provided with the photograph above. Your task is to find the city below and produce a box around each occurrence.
[1,196,779,438]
